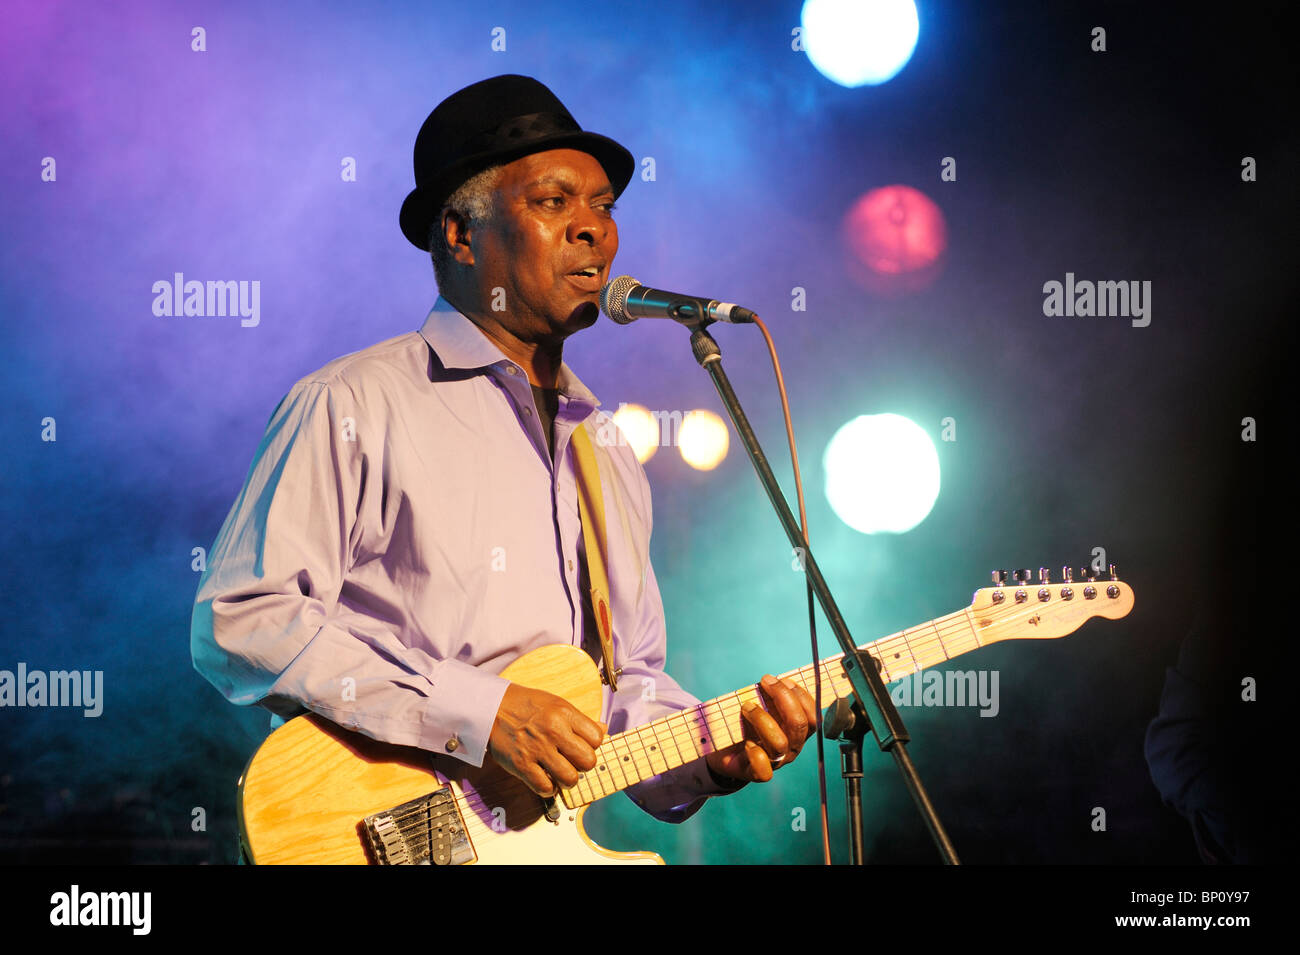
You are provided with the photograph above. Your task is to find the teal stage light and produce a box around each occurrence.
[823,413,940,534]
[801,0,920,87]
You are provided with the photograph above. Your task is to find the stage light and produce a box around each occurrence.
[823,413,939,534]
[843,184,948,296]
[801,0,920,87]
[610,403,659,463]
[678,410,729,471]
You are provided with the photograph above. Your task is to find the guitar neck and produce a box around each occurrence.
[559,606,979,809]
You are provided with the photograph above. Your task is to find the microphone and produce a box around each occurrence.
[599,275,756,326]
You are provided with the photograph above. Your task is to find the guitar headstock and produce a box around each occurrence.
[970,564,1134,643]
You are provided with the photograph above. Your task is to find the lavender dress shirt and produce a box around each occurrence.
[191,295,737,822]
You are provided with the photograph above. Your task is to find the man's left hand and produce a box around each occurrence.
[705,674,817,784]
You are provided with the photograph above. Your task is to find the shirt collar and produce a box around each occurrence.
[418,295,601,409]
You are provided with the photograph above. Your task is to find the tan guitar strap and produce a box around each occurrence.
[570,423,620,692]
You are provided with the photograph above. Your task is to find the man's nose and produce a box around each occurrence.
[568,206,610,246]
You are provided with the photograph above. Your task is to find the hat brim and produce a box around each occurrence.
[400,131,634,251]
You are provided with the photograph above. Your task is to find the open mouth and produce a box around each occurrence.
[565,267,603,291]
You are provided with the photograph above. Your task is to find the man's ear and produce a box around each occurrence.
[442,208,475,268]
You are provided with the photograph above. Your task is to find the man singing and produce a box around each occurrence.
[191,74,814,838]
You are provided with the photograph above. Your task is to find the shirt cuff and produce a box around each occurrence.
[420,658,511,768]
[625,756,748,823]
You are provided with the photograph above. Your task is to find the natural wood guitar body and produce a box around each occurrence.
[238,644,663,865]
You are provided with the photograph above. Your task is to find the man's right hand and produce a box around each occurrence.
[488,683,606,797]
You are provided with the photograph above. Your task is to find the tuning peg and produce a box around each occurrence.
[1038,567,1051,584]
[1061,566,1073,583]
[1109,563,1118,580]
[991,570,1007,586]
[1081,566,1096,582]
[1013,569,1031,585]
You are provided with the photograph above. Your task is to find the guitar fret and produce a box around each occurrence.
[680,704,712,760]
[620,725,654,784]
[581,746,605,802]
[701,699,730,754]
[665,710,696,766]
[903,632,921,674]
[595,754,615,798]
[583,758,602,802]
[720,692,747,749]
[604,736,633,792]
[929,622,949,662]
[676,712,696,764]
[565,758,593,808]
[621,732,643,787]
[641,720,671,776]
[660,712,691,774]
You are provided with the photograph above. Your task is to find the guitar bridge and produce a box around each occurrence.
[362,787,475,865]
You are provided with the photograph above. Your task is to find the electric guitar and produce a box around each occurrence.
[237,567,1134,864]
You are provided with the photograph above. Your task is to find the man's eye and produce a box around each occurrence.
[537,196,616,213]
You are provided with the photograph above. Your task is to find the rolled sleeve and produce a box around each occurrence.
[190,380,507,768]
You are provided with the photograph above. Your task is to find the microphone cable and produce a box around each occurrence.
[748,312,833,866]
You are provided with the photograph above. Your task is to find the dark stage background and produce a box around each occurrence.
[0,0,1286,866]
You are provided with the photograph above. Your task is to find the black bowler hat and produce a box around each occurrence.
[399,74,635,251]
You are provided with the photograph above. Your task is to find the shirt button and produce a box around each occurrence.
[523,407,532,416]
[568,559,574,571]
[445,738,460,753]
[506,366,518,375]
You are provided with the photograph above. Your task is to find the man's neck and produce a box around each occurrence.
[442,292,563,388]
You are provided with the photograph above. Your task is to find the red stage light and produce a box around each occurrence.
[843,185,948,296]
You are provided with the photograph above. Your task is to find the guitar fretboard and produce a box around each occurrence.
[560,607,979,809]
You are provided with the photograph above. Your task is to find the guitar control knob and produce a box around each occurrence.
[1061,566,1073,583]
[992,570,1007,586]
[1038,567,1051,584]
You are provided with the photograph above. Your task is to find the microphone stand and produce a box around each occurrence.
[685,320,960,865]
[823,696,870,865]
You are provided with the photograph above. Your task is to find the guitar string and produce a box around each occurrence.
[560,596,1095,806]
[601,589,1115,799]
[378,593,1112,848]
[565,611,983,805]
[510,609,982,825]
[381,609,985,846]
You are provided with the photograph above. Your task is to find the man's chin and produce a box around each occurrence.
[561,301,601,331]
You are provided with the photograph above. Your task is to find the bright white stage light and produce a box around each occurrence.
[823,413,939,534]
[801,0,920,87]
